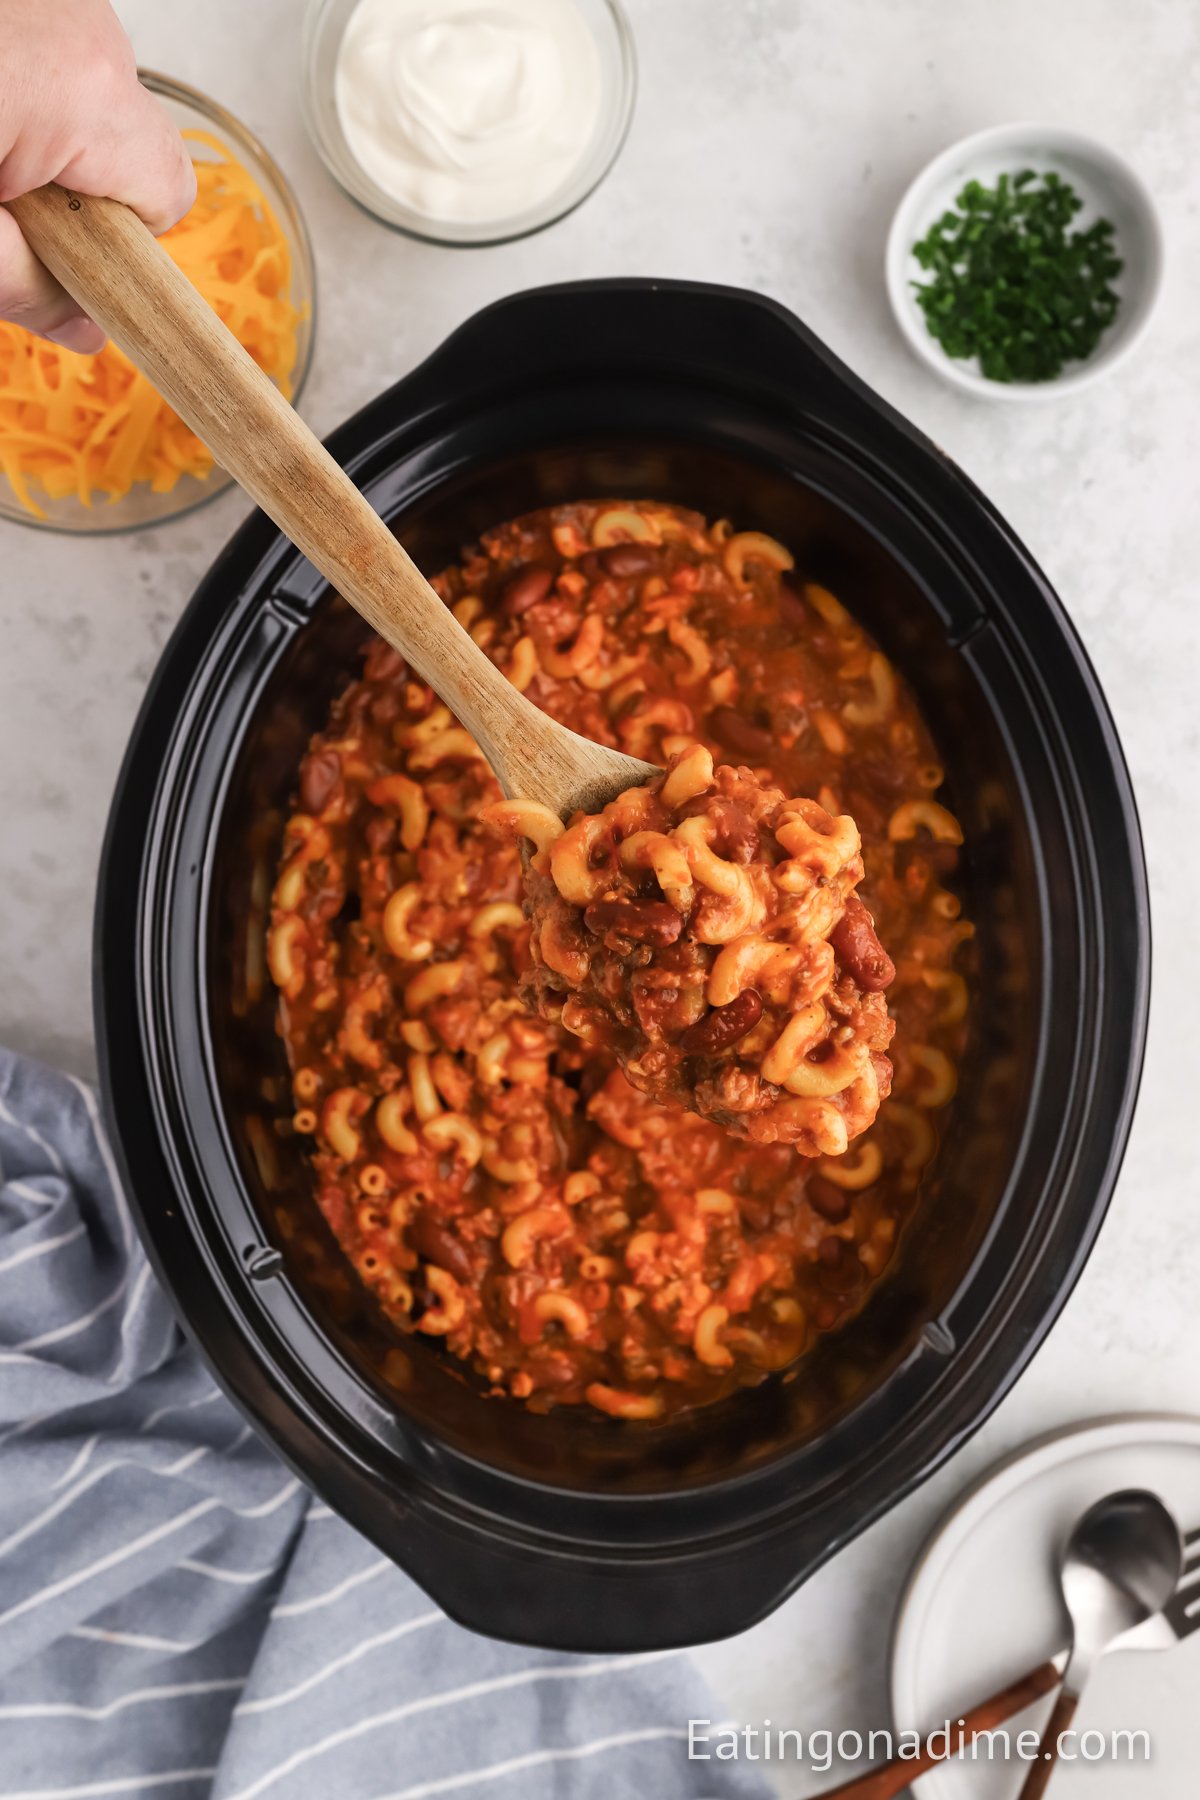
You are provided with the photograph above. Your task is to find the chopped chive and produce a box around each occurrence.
[909,169,1122,382]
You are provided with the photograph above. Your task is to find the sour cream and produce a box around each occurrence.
[334,0,603,226]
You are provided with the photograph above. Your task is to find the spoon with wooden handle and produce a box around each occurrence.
[817,1487,1185,1799]
[6,184,658,819]
[812,1658,1064,1799]
[1014,1489,1180,1800]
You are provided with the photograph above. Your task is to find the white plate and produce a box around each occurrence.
[890,1415,1200,1799]
[884,123,1164,400]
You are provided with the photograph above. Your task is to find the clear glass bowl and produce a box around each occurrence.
[0,72,316,535]
[302,0,637,246]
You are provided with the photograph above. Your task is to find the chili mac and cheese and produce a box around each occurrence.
[492,749,895,1152]
[267,500,970,1419]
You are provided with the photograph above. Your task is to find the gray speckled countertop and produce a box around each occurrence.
[3,0,1199,1786]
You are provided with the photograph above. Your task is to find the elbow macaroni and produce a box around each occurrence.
[267,499,970,1421]
[504,746,896,1156]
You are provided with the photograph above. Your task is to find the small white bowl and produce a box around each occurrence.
[885,123,1164,401]
[301,0,637,247]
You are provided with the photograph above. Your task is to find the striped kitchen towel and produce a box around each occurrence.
[0,1049,771,1800]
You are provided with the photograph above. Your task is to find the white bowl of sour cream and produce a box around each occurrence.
[302,0,637,244]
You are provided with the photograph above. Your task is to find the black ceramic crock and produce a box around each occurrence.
[96,281,1148,1651]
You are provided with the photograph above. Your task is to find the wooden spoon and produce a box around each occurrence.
[7,184,658,818]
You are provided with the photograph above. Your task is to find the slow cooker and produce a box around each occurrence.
[96,281,1148,1650]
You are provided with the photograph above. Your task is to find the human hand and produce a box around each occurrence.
[0,0,195,351]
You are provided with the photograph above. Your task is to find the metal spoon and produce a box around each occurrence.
[1016,1488,1182,1800]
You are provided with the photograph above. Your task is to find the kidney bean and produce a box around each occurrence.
[817,1234,844,1267]
[369,689,403,729]
[364,815,395,855]
[599,544,658,578]
[708,705,775,759]
[583,897,682,946]
[527,1354,580,1391]
[808,1180,851,1223]
[409,1207,473,1284]
[679,988,764,1056]
[738,1195,772,1233]
[679,794,759,863]
[818,1236,866,1295]
[856,756,909,795]
[830,895,896,992]
[298,749,342,816]
[363,641,407,683]
[501,564,554,616]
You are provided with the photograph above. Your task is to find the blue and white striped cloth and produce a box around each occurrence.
[0,1049,771,1800]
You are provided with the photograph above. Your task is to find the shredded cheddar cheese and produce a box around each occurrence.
[0,130,304,519]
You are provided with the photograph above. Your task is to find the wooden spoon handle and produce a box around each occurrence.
[1014,1688,1078,1800]
[6,183,537,790]
[816,1659,1062,1799]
